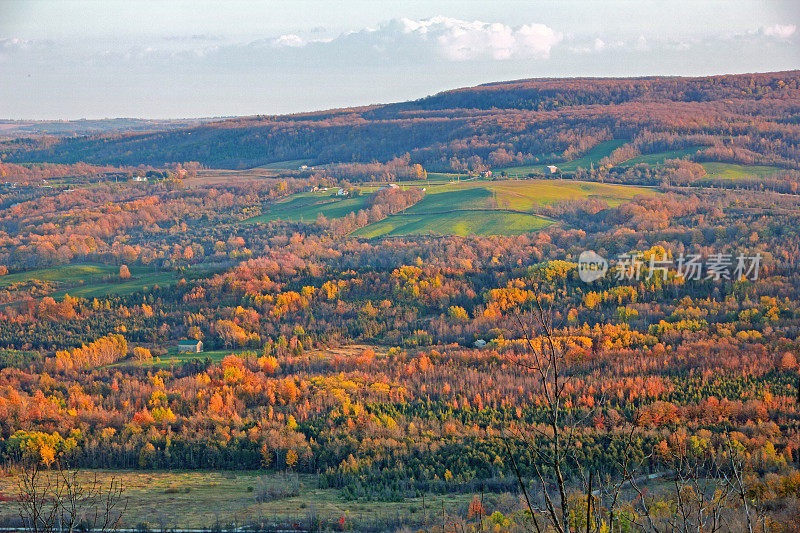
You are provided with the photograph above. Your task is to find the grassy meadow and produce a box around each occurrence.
[497,139,628,177]
[617,146,705,167]
[352,210,552,238]
[0,470,478,530]
[699,162,783,180]
[0,264,117,288]
[256,158,315,170]
[244,189,376,224]
[0,263,211,302]
[245,178,656,238]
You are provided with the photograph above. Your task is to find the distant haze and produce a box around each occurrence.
[1,0,798,119]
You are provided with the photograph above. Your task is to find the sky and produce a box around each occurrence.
[1,0,798,120]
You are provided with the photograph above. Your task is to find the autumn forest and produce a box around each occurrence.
[0,72,799,532]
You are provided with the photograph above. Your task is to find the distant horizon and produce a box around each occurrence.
[2,0,798,120]
[3,67,798,122]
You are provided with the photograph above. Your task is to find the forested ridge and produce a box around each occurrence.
[4,71,800,171]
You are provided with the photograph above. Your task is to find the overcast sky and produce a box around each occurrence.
[1,0,798,120]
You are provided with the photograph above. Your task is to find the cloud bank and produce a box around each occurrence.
[1,16,798,119]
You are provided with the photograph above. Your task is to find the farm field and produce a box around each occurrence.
[132,344,385,369]
[50,270,182,299]
[248,179,656,238]
[498,139,628,177]
[699,162,783,180]
[0,264,117,288]
[0,470,476,530]
[256,158,315,170]
[192,168,282,185]
[1,263,212,301]
[353,180,653,237]
[618,146,705,167]
[244,190,374,224]
[426,171,469,181]
[352,210,552,238]
[141,347,256,367]
[405,179,655,213]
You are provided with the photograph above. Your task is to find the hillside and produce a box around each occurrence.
[3,71,800,172]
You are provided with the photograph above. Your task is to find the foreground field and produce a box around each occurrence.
[0,470,476,530]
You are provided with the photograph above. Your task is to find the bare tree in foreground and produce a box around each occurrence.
[17,458,127,533]
[503,285,595,533]
[503,284,765,533]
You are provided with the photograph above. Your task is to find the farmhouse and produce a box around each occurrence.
[177,339,203,353]
[546,165,559,174]
[336,188,347,196]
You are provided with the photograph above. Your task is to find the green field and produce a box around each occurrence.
[0,264,117,288]
[255,158,315,170]
[244,190,373,224]
[498,139,628,177]
[618,146,705,167]
[243,178,654,238]
[426,172,469,181]
[352,210,552,238]
[559,139,629,171]
[50,270,182,299]
[143,347,257,367]
[411,179,654,212]
[353,179,654,238]
[0,470,476,529]
[0,264,201,301]
[699,162,783,180]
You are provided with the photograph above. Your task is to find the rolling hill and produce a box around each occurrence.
[3,71,798,171]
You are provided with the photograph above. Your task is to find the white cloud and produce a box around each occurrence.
[393,16,561,61]
[272,34,305,47]
[593,38,606,52]
[246,17,562,62]
[4,13,800,119]
[762,24,796,40]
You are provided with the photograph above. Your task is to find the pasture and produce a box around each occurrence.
[243,190,374,224]
[0,263,208,302]
[245,178,656,238]
[0,264,117,288]
[699,162,783,180]
[0,470,477,530]
[256,158,315,170]
[498,139,628,177]
[145,347,257,367]
[354,179,654,237]
[618,146,704,167]
[406,179,654,213]
[352,210,552,238]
